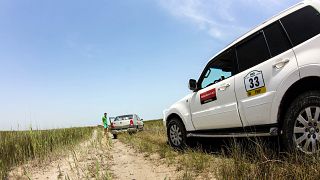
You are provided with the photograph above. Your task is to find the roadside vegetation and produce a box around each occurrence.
[119,120,320,179]
[0,127,95,179]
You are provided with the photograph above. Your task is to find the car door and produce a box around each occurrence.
[234,21,299,127]
[190,49,243,130]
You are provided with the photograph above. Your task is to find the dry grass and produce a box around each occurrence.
[218,138,320,180]
[85,128,112,179]
[118,120,320,180]
[66,128,112,179]
[0,127,95,179]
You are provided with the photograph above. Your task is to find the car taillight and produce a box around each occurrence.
[130,119,134,126]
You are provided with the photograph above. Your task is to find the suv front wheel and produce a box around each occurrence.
[167,118,187,149]
[282,90,320,154]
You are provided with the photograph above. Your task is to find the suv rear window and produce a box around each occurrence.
[263,21,291,57]
[236,33,271,72]
[281,6,320,46]
[115,115,133,121]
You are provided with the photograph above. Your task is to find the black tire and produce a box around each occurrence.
[281,90,320,154]
[167,118,187,149]
[113,134,118,139]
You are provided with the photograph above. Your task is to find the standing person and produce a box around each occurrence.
[102,113,109,136]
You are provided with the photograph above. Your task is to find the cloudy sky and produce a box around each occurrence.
[0,0,300,130]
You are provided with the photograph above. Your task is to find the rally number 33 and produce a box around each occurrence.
[244,70,266,97]
[249,76,260,88]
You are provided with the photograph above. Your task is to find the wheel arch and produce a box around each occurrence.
[278,76,320,128]
[166,113,185,129]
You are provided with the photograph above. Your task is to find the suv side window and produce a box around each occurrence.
[281,6,320,46]
[236,32,271,72]
[199,49,236,89]
[263,21,292,57]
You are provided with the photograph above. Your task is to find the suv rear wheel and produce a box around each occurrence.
[282,90,320,154]
[167,118,187,149]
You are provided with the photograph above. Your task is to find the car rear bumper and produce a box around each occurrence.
[111,128,137,134]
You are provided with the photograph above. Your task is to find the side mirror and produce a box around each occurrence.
[188,79,197,91]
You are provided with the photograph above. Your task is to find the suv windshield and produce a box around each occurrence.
[115,115,133,121]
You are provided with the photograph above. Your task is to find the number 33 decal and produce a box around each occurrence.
[244,70,266,97]
[248,76,260,88]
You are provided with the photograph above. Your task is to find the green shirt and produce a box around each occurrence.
[102,116,108,125]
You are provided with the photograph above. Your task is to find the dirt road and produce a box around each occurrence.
[110,139,177,180]
[8,130,177,180]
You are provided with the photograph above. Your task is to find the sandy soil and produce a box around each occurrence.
[8,130,178,180]
[110,139,177,180]
[8,130,111,179]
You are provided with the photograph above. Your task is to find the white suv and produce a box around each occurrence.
[163,0,320,154]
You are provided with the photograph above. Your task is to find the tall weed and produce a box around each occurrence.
[0,127,94,179]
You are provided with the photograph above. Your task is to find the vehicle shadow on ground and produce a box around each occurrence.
[188,136,281,158]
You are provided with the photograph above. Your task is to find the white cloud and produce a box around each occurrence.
[157,0,294,41]
[157,0,239,40]
[241,0,289,10]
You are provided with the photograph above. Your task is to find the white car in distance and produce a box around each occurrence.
[111,114,144,139]
[163,0,320,154]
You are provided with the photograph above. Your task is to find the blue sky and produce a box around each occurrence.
[0,0,300,130]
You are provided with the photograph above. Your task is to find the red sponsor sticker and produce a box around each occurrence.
[200,88,217,104]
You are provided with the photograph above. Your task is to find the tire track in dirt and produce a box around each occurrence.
[110,138,178,180]
[8,130,178,180]
[8,130,112,179]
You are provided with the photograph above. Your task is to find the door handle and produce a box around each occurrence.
[272,58,290,69]
[218,83,230,91]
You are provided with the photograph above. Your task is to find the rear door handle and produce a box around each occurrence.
[218,83,230,91]
[272,58,290,69]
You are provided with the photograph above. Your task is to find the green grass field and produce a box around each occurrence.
[0,127,95,179]
[119,119,320,180]
[2,120,320,179]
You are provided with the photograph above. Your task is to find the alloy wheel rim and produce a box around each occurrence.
[170,124,182,146]
[294,106,320,154]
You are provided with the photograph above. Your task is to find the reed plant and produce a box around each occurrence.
[0,127,95,179]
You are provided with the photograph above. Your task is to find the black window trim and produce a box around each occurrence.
[234,19,295,73]
[262,30,272,58]
[234,30,272,73]
[234,47,240,75]
[235,30,261,48]
[278,19,294,47]
[262,20,294,58]
[280,5,320,47]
